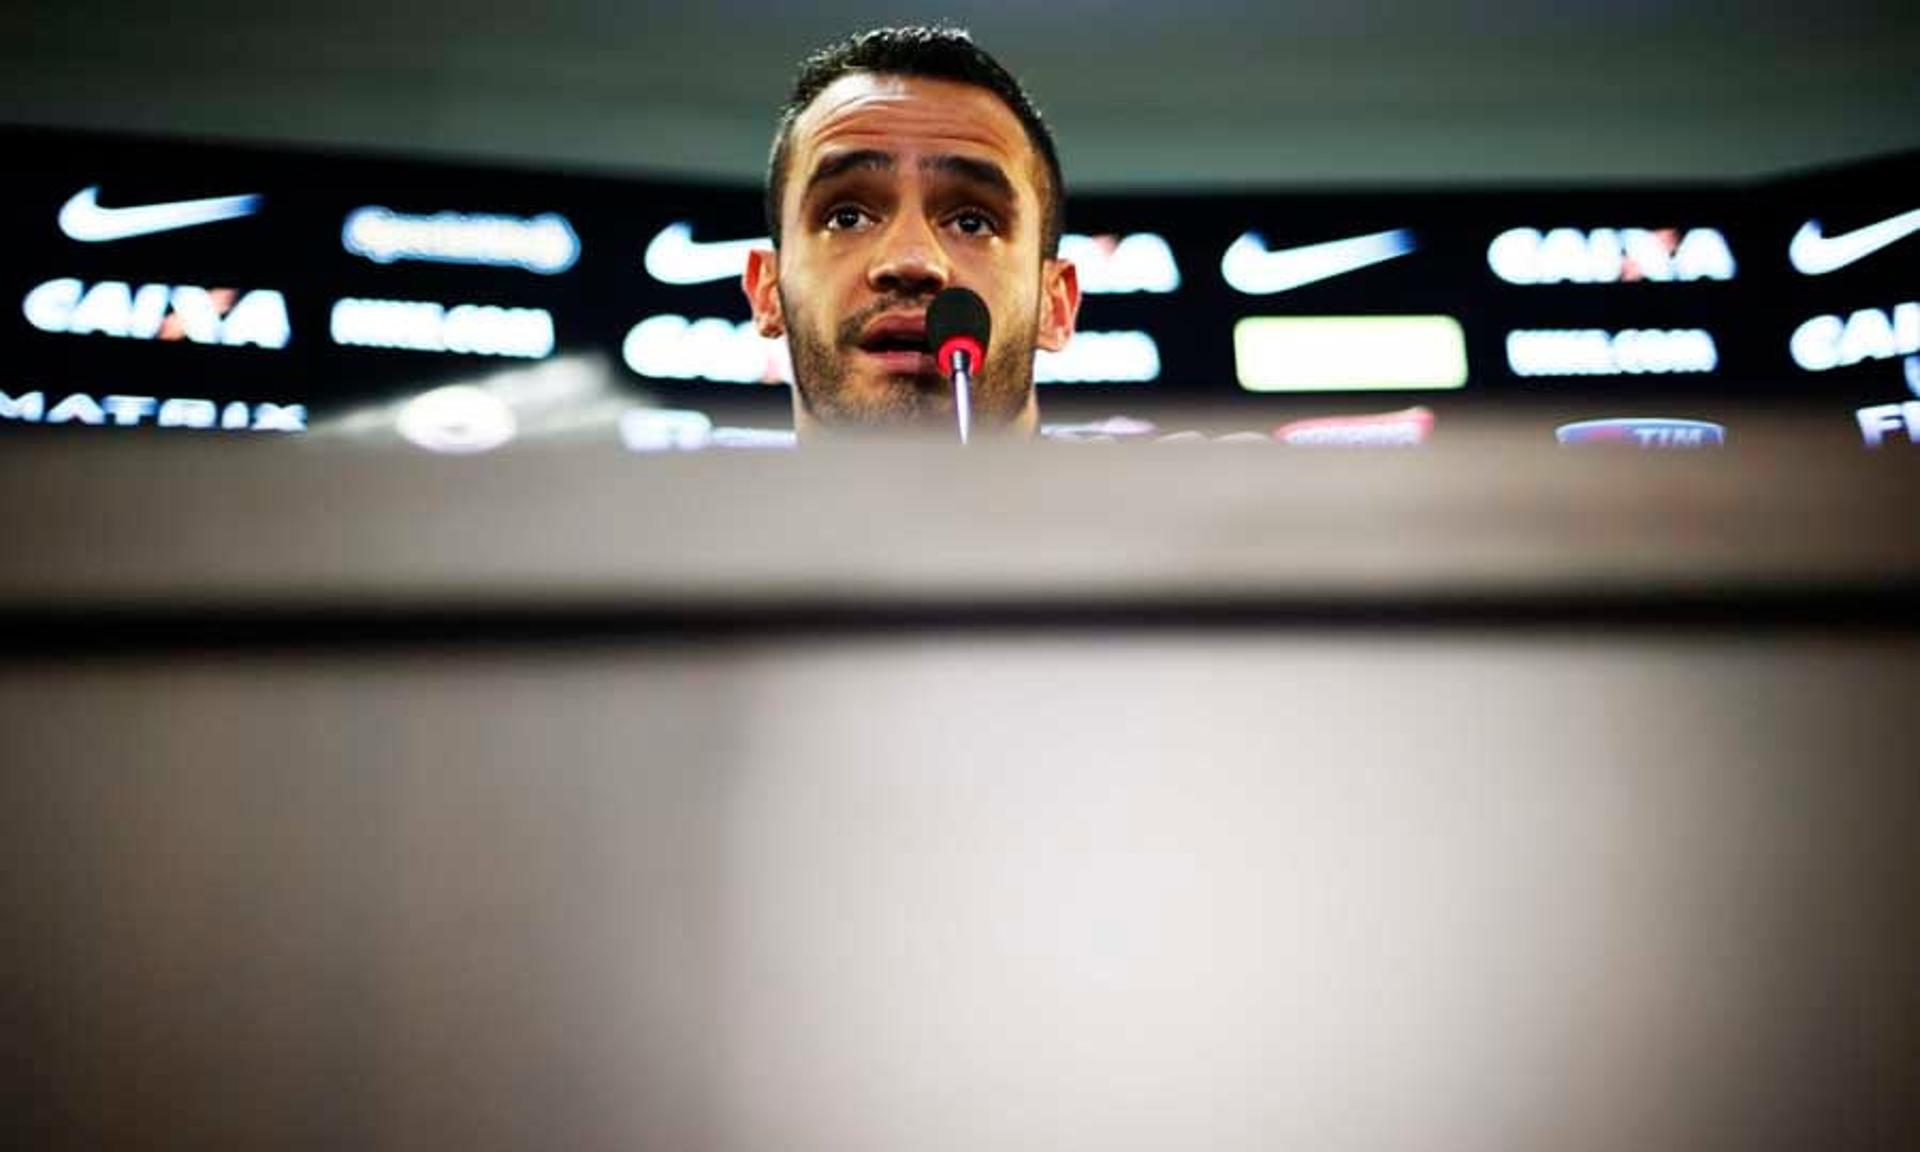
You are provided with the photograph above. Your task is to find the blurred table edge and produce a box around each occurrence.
[2,421,1916,631]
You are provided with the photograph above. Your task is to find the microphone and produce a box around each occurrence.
[927,287,990,444]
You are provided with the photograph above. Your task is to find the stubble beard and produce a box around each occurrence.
[782,288,1037,433]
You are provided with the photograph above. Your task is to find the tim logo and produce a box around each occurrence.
[1556,418,1726,448]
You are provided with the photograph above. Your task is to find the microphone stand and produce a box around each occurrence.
[950,349,972,445]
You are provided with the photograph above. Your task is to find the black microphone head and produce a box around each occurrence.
[928,287,991,375]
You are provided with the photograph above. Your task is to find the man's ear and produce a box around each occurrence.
[743,247,784,337]
[1037,257,1081,352]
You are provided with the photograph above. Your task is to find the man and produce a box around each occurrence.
[743,26,1080,439]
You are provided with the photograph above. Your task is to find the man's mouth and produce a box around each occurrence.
[855,314,936,375]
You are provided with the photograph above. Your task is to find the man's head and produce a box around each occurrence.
[744,26,1079,438]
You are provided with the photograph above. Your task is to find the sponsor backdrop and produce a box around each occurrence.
[3,126,1915,449]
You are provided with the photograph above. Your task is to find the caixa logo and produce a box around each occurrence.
[1488,227,1736,285]
[1555,418,1725,448]
[0,389,304,432]
[623,314,792,384]
[22,279,290,348]
[1057,232,1181,294]
[1789,302,1918,372]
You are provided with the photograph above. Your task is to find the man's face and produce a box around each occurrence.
[744,73,1079,437]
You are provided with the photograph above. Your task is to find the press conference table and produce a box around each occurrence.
[4,422,1916,1152]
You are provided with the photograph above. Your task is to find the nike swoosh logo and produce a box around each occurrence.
[57,186,263,242]
[1221,228,1416,295]
[1789,207,1920,275]
[644,221,768,285]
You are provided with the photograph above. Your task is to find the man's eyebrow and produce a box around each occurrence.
[800,150,1019,205]
[922,154,1017,203]
[802,149,895,195]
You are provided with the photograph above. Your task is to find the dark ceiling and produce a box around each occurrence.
[4,1,1917,188]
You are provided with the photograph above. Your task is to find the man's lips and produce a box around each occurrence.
[858,348,940,376]
[854,312,936,375]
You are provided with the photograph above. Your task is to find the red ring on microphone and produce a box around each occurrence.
[937,335,984,376]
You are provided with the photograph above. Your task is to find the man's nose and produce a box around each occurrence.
[867,213,950,295]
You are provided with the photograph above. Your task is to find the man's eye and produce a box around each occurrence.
[951,210,997,237]
[825,206,870,231]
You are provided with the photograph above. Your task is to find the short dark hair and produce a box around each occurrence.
[764,26,1065,257]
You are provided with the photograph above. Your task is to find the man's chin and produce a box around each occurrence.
[791,358,1035,438]
[838,370,956,420]
[794,386,949,438]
